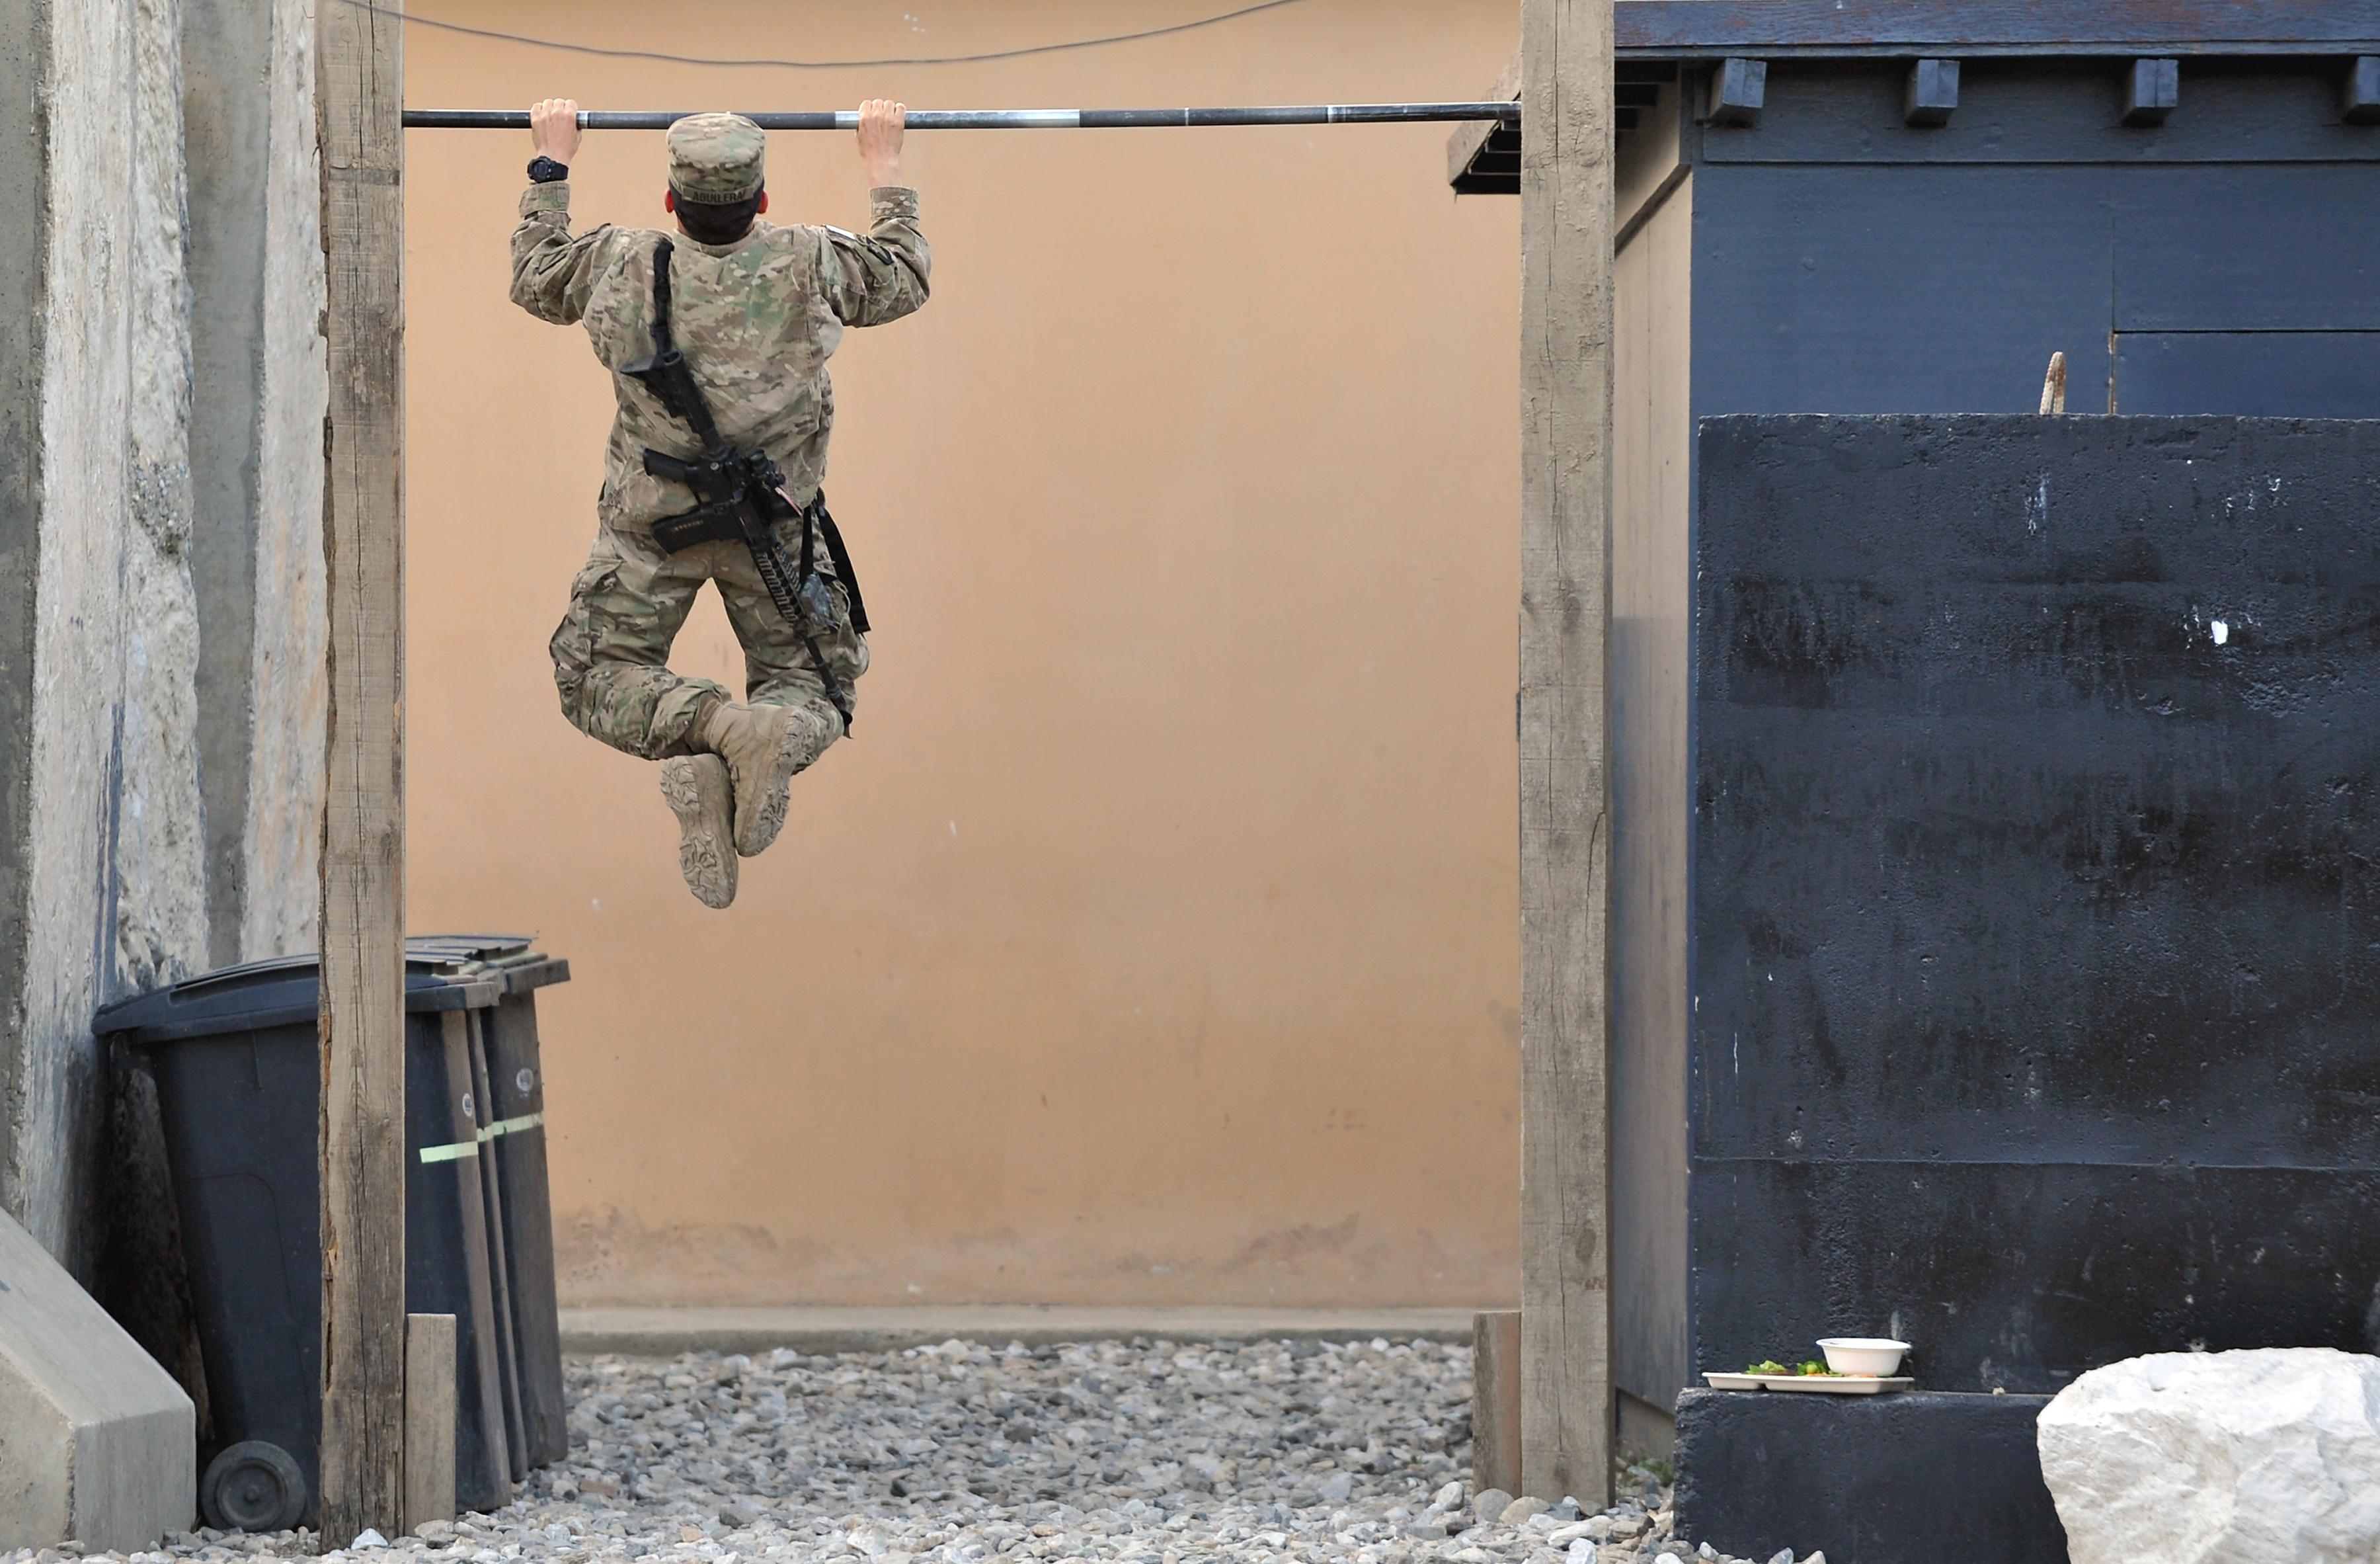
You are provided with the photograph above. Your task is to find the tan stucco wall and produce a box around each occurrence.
[405,0,1523,1307]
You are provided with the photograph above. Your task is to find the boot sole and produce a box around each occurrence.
[662,755,738,909]
[736,707,820,858]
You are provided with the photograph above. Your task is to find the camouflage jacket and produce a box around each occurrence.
[510,182,931,532]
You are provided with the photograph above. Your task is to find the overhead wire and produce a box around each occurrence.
[333,0,1316,71]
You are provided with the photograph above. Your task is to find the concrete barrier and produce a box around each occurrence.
[0,1210,194,1551]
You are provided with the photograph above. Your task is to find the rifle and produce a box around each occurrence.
[621,237,866,733]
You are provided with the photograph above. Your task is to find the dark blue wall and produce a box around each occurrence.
[1689,62,2380,422]
[1608,59,2380,1421]
[1690,416,2380,1391]
[1691,161,2380,419]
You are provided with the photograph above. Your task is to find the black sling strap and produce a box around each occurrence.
[646,241,717,451]
[813,505,870,634]
[653,235,672,343]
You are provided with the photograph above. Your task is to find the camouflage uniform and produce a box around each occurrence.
[510,113,931,761]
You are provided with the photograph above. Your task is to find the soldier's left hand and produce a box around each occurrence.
[856,99,906,186]
[530,97,583,165]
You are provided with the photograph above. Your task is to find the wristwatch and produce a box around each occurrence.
[527,155,570,183]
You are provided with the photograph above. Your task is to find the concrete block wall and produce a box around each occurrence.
[0,0,325,1275]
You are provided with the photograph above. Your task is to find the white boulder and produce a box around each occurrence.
[2037,1348,2380,1564]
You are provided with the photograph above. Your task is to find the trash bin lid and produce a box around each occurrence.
[407,934,571,997]
[95,951,503,1045]
[407,933,534,964]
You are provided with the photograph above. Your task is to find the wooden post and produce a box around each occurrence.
[1472,1309,1524,1497]
[404,1314,459,1532]
[1518,0,1615,1510]
[317,0,407,1541]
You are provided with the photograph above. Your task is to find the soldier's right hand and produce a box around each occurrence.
[530,97,583,165]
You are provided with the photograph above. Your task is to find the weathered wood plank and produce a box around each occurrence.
[1472,1311,1525,1497]
[317,0,407,1541]
[1519,0,1615,1512]
[1609,162,1694,1420]
[403,1314,457,1533]
[1614,0,2380,56]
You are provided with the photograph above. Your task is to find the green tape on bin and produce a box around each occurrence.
[479,1112,545,1142]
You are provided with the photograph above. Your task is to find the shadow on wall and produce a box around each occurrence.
[553,1206,1479,1309]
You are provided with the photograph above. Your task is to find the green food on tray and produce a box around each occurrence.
[1745,1360,1790,1375]
[1799,1361,1839,1376]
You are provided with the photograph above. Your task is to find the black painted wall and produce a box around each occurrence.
[1611,53,2380,1422]
[1690,416,2380,1391]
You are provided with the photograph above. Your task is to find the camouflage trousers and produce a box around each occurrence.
[549,520,869,761]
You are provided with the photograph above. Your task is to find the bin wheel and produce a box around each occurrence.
[201,1441,309,1533]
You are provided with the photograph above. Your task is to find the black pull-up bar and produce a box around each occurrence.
[403,103,1521,132]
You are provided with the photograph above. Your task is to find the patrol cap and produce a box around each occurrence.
[667,112,766,203]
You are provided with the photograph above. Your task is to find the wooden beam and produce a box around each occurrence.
[1519,0,1614,1512]
[1612,0,2380,57]
[2350,56,2380,123]
[1448,46,1523,190]
[317,0,408,1542]
[1905,58,1962,127]
[403,1314,458,1533]
[1702,58,1768,128]
[1471,1311,1524,1497]
[2123,58,2182,127]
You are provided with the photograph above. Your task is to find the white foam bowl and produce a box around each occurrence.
[1817,1338,1909,1376]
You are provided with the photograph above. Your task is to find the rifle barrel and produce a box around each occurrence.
[403,103,1521,132]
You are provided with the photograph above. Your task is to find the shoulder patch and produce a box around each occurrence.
[820,225,859,245]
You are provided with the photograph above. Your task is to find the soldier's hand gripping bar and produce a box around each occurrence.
[404,103,1521,131]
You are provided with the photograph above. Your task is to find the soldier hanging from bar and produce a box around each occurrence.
[509,98,931,908]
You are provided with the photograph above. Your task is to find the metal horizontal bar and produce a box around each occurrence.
[1614,0,2380,58]
[401,103,1523,132]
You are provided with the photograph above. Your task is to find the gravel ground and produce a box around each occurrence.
[13,1339,1821,1564]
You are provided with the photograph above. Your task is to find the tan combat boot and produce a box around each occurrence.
[659,755,738,909]
[696,699,832,857]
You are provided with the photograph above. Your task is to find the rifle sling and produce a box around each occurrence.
[653,236,674,355]
[811,505,871,635]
